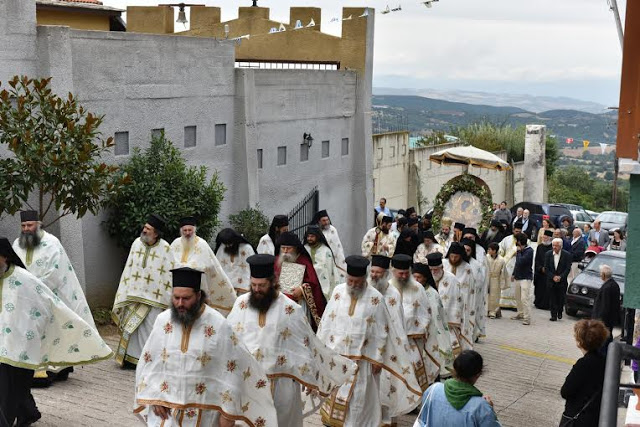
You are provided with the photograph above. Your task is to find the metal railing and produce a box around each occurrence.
[600,341,640,426]
[288,186,319,240]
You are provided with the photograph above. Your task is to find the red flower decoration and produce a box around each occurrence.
[255,379,267,389]
[143,351,152,363]
[204,325,216,338]
[226,360,237,372]
[195,382,207,395]
[163,322,173,334]
[160,381,169,393]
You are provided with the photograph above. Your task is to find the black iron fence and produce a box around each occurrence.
[288,186,319,240]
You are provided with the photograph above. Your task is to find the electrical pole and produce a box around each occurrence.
[609,0,624,51]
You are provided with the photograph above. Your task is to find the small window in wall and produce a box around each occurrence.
[215,124,227,146]
[152,128,164,140]
[114,131,129,156]
[184,126,197,148]
[257,149,263,169]
[321,140,330,158]
[377,147,383,160]
[300,143,309,162]
[277,146,287,166]
[390,146,396,157]
[341,138,349,156]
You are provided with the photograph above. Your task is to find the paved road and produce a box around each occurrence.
[31,307,614,426]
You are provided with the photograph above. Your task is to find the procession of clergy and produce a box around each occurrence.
[0,206,526,426]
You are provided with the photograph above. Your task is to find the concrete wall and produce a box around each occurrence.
[372,132,410,210]
[36,9,110,31]
[0,1,373,307]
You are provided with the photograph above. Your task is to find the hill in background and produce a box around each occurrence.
[372,95,618,144]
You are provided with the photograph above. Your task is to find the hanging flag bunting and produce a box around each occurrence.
[278,23,286,32]
[307,18,315,27]
[381,5,391,14]
[391,4,402,11]
[343,14,352,20]
[566,137,574,144]
[359,9,369,17]
[294,20,303,29]
[330,17,340,23]
[583,140,590,150]
[599,143,608,155]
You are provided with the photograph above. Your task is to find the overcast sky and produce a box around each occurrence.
[103,0,626,105]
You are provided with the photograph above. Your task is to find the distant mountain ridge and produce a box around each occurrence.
[371,95,618,144]
[373,87,609,114]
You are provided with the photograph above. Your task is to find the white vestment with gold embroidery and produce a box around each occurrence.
[134,305,278,427]
[170,237,237,316]
[322,225,347,273]
[361,228,396,258]
[216,243,255,294]
[227,293,357,427]
[112,237,174,365]
[498,234,518,309]
[257,234,275,255]
[435,271,463,362]
[317,284,422,426]
[442,260,475,351]
[305,243,341,300]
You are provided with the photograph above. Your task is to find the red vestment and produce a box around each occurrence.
[274,254,327,331]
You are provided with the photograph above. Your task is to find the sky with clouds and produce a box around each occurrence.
[103,0,626,105]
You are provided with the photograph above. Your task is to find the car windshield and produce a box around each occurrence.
[586,255,626,277]
[598,212,627,223]
[549,206,569,216]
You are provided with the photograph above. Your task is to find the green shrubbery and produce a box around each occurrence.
[228,206,270,249]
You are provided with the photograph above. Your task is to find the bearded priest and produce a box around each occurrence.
[227,254,357,427]
[112,214,174,367]
[13,209,97,383]
[0,238,112,426]
[214,228,255,295]
[170,216,237,316]
[134,267,278,427]
[318,255,422,426]
[274,232,326,331]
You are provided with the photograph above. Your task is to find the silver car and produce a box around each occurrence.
[571,210,594,230]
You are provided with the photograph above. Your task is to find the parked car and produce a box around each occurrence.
[565,251,625,318]
[586,210,600,221]
[559,203,586,212]
[510,202,572,239]
[571,210,594,230]
[595,211,628,235]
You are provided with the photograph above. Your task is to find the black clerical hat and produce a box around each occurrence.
[171,267,203,290]
[391,254,412,270]
[407,217,419,226]
[20,210,38,222]
[147,214,166,233]
[381,216,394,224]
[544,229,554,237]
[179,216,197,227]
[427,252,443,266]
[276,231,302,248]
[461,238,475,247]
[513,220,524,230]
[412,262,431,277]
[345,255,369,277]
[371,255,391,269]
[312,210,330,224]
[272,215,289,228]
[423,230,435,241]
[448,242,466,256]
[0,237,26,269]
[247,254,275,279]
[490,219,501,228]
[454,222,466,231]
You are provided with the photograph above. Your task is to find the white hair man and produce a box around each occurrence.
[318,255,421,426]
[13,210,97,384]
[112,214,174,368]
[169,216,237,316]
[544,238,572,321]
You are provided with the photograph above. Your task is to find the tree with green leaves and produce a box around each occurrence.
[548,166,628,212]
[0,76,125,227]
[228,206,270,249]
[104,133,226,248]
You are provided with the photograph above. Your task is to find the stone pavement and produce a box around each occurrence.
[31,309,620,426]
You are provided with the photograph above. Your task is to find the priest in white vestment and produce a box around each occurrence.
[312,210,347,273]
[214,228,255,294]
[0,238,112,426]
[427,252,465,362]
[305,226,342,299]
[258,215,289,255]
[389,254,442,392]
[412,262,455,377]
[462,238,488,341]
[435,217,454,253]
[361,214,396,258]
[442,243,475,351]
[227,254,357,427]
[112,214,173,367]
[318,256,422,427]
[169,216,237,316]
[413,230,443,264]
[498,221,526,309]
[368,255,409,427]
[13,209,97,383]
[134,267,278,427]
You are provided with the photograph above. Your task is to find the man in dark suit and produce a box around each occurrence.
[545,238,573,321]
[592,264,621,337]
[534,229,554,309]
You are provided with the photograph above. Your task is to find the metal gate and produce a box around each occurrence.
[288,187,319,240]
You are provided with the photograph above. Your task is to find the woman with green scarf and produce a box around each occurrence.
[414,350,501,427]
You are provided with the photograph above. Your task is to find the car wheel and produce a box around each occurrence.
[565,306,578,317]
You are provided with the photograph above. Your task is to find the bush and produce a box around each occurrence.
[104,133,225,248]
[228,206,270,249]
